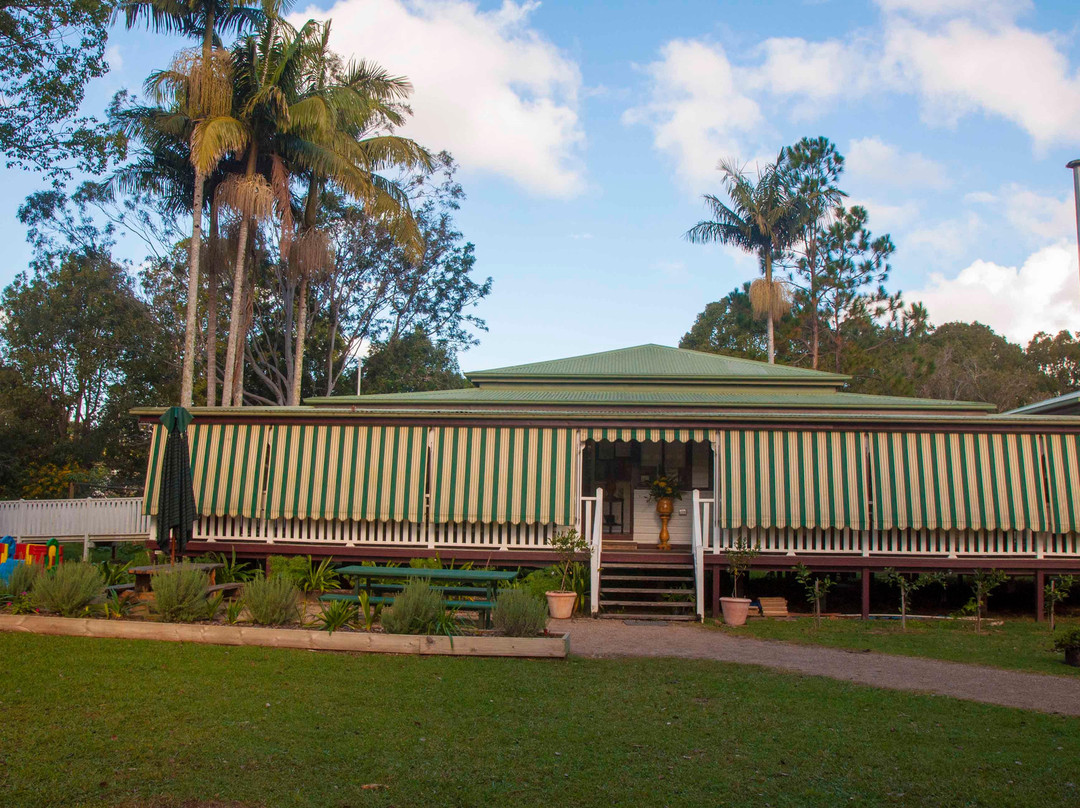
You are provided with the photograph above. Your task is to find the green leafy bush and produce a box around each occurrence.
[267,555,309,585]
[152,567,210,623]
[200,550,256,584]
[381,579,448,635]
[1052,628,1080,652]
[492,588,548,637]
[519,566,561,600]
[32,562,104,617]
[97,560,132,587]
[316,599,357,634]
[243,575,301,626]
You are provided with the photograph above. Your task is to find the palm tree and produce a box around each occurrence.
[685,156,804,363]
[121,0,263,406]
[278,23,431,405]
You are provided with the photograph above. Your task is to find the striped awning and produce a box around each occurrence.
[264,425,428,522]
[430,427,575,524]
[718,430,868,530]
[143,423,269,518]
[583,428,711,442]
[1043,434,1080,534]
[870,432,1046,531]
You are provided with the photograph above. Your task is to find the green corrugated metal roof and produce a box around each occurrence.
[464,344,848,385]
[1007,391,1080,415]
[305,386,993,412]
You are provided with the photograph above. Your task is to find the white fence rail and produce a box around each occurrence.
[0,498,149,542]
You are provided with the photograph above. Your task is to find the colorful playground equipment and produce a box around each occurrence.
[0,536,63,584]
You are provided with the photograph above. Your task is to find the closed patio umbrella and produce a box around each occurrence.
[156,406,196,563]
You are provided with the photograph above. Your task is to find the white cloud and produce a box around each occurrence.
[908,242,1080,343]
[846,137,949,189]
[847,197,921,232]
[623,39,766,188]
[627,1,1080,184]
[293,0,584,197]
[1000,184,1075,242]
[907,212,983,257]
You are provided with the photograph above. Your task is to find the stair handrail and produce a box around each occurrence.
[590,486,603,616]
[691,489,705,621]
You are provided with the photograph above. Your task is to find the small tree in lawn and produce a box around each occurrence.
[549,529,589,594]
[885,569,946,631]
[794,564,835,628]
[726,537,759,598]
[1045,575,1075,632]
[968,569,1008,634]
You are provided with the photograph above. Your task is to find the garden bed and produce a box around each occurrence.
[0,613,569,658]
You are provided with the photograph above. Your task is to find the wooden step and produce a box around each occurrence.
[601,562,694,570]
[601,574,693,582]
[601,587,695,595]
[599,599,695,608]
[597,612,697,621]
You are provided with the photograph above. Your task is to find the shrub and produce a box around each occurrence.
[32,562,104,617]
[200,550,256,584]
[316,599,357,634]
[267,554,309,585]
[152,567,210,623]
[243,575,301,626]
[519,566,561,600]
[381,579,446,635]
[97,560,132,587]
[1052,628,1080,652]
[492,588,548,637]
[3,562,44,598]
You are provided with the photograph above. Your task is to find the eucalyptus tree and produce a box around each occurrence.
[685,156,804,364]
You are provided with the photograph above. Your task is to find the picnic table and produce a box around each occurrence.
[327,565,518,628]
[128,562,224,593]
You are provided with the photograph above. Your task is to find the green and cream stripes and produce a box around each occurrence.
[143,423,268,517]
[430,427,575,524]
[870,432,1046,531]
[583,428,710,443]
[1043,434,1080,534]
[264,425,427,522]
[718,430,868,530]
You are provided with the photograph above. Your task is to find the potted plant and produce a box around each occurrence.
[545,529,589,619]
[1053,628,1080,667]
[646,474,682,550]
[720,537,758,626]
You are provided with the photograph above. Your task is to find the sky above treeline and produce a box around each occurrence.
[2,0,1079,372]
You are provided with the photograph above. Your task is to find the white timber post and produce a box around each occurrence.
[82,532,91,562]
[590,486,603,617]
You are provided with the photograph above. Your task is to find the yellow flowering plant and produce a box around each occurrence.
[646,474,682,501]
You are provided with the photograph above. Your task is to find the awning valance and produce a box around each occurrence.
[143,423,269,518]
[1044,433,1080,534]
[583,428,711,443]
[430,427,575,525]
[264,425,427,522]
[870,432,1046,531]
[718,430,868,530]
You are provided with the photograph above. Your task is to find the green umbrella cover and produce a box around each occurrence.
[156,406,197,561]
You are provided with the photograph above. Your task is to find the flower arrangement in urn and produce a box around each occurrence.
[646,474,682,550]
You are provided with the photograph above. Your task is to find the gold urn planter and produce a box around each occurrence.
[655,496,674,551]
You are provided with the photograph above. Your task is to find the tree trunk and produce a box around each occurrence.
[290,176,322,407]
[180,169,205,407]
[764,251,775,364]
[206,197,219,406]
[221,145,257,407]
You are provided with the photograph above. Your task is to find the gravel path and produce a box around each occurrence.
[549,618,1080,716]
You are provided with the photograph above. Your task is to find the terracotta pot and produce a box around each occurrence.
[1066,647,1080,667]
[655,497,675,516]
[720,596,752,627]
[546,591,577,619]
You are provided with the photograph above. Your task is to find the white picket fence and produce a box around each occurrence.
[0,498,150,542]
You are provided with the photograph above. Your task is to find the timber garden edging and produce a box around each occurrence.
[0,614,569,658]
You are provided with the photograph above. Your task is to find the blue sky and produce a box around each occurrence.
[2,0,1079,372]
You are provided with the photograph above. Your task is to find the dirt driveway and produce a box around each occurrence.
[550,617,1080,716]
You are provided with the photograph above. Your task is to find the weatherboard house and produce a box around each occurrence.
[137,344,1080,619]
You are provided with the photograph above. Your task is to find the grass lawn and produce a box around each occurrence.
[712,615,1080,677]
[1,635,1079,807]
